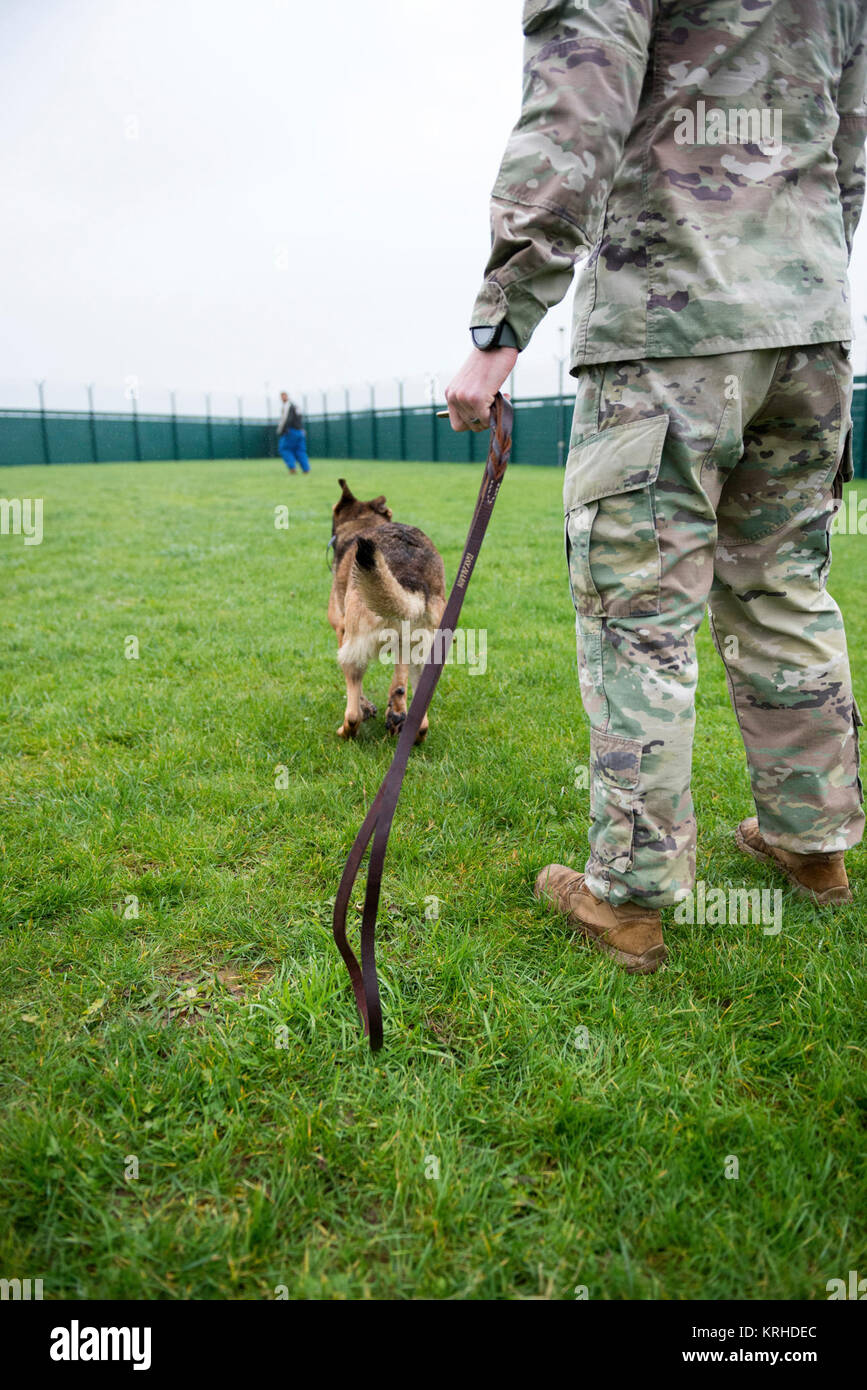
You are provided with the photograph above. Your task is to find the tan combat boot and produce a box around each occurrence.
[735,818,852,905]
[534,864,667,974]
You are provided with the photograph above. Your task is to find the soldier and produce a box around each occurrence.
[446,0,866,972]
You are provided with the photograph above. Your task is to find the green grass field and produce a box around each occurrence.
[1,453,865,1300]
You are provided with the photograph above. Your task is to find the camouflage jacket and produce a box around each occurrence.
[471,0,867,364]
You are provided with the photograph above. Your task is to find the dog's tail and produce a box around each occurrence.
[353,536,425,621]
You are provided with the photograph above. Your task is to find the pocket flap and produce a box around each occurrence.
[591,728,642,790]
[564,414,669,513]
[841,424,854,484]
[522,0,564,35]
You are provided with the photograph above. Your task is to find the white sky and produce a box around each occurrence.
[2,0,867,418]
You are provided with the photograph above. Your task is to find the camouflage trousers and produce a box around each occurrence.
[564,343,864,908]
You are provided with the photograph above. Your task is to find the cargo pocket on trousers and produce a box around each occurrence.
[590,727,643,874]
[854,700,864,806]
[839,425,855,485]
[828,342,855,486]
[820,451,848,585]
[564,413,669,619]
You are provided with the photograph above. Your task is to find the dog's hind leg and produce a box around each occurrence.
[408,602,444,744]
[336,600,379,737]
[337,661,368,739]
[409,661,430,744]
[335,628,376,727]
[385,663,408,736]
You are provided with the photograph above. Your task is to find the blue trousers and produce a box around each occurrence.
[278,428,310,472]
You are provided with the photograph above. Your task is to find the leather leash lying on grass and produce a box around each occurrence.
[332,393,514,1051]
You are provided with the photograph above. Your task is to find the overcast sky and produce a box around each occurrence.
[2,0,867,418]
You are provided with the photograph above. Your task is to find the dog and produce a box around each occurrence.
[328,479,446,742]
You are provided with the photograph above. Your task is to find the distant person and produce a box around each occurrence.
[277,391,310,474]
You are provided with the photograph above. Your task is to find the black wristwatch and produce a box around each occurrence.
[471,321,519,351]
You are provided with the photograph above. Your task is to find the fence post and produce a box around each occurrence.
[264,384,272,457]
[557,327,567,468]
[128,383,141,462]
[396,378,406,461]
[265,384,273,456]
[344,387,352,459]
[237,394,245,459]
[369,382,377,459]
[322,390,329,457]
[170,390,180,460]
[36,379,50,464]
[205,392,214,459]
[87,383,99,463]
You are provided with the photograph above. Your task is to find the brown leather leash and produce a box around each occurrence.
[332,393,514,1051]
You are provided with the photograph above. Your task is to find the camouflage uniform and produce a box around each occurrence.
[567,345,863,906]
[471,1,867,905]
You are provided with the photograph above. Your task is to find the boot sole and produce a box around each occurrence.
[536,887,667,974]
[734,825,852,906]
[572,918,668,974]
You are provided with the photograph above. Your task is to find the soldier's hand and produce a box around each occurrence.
[445,346,518,432]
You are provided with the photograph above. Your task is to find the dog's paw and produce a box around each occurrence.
[336,720,359,739]
[360,696,377,722]
[414,723,429,746]
[385,708,406,736]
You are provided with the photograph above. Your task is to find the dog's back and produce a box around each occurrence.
[350,524,444,623]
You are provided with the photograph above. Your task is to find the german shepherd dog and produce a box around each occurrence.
[328,480,446,742]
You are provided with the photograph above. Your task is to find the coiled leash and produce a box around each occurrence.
[332,394,514,1051]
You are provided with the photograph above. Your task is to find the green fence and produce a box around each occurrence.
[0,409,273,467]
[304,397,573,468]
[2,384,867,473]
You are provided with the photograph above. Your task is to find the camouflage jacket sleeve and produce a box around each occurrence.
[470,0,655,350]
[833,26,867,259]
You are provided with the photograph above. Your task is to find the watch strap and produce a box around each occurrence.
[472,321,519,351]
